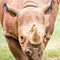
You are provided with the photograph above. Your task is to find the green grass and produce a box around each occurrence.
[0,24,15,60]
[58,5,60,15]
[0,5,60,60]
[0,46,15,60]
[43,48,60,60]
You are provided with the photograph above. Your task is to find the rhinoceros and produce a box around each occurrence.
[0,0,59,60]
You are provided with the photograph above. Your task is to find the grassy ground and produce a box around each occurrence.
[0,4,60,60]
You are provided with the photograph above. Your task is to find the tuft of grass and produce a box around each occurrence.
[43,48,60,60]
[0,46,15,60]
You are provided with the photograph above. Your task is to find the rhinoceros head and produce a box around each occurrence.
[4,1,52,60]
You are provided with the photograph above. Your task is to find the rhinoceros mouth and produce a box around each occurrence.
[23,1,38,8]
[25,46,43,60]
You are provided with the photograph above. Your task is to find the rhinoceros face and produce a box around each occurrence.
[4,1,51,60]
[17,8,50,60]
[17,9,45,59]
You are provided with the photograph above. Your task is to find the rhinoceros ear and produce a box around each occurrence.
[4,3,19,17]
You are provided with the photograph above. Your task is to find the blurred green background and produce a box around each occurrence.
[0,0,60,60]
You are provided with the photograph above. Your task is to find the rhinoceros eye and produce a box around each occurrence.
[20,36,25,44]
[20,36,24,39]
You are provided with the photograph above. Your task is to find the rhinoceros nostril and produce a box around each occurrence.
[27,51,30,55]
[26,49,32,56]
